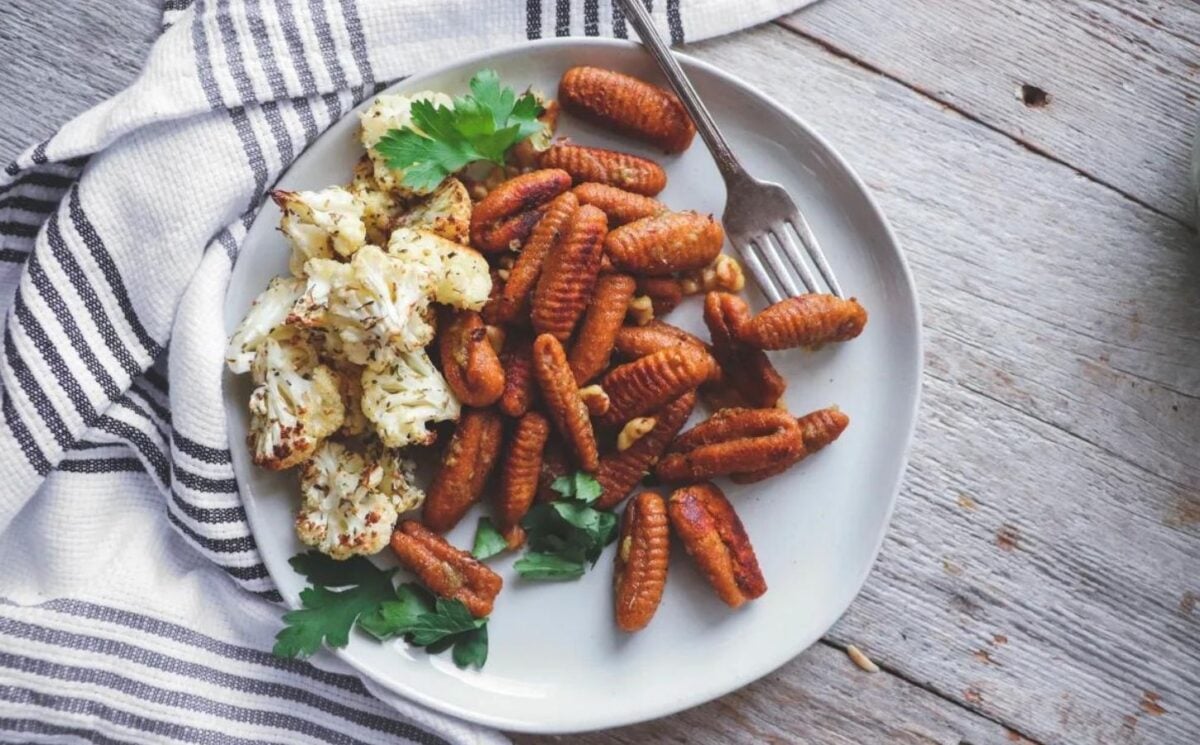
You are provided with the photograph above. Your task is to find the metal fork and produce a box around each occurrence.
[616,0,843,302]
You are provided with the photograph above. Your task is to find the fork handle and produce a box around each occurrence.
[615,0,749,185]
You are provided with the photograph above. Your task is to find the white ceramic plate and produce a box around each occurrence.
[224,38,921,734]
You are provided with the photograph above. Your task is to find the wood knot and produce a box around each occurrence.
[1020,84,1051,108]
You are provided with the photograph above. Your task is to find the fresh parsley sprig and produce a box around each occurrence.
[513,472,618,581]
[273,551,489,669]
[375,69,545,192]
[470,516,509,561]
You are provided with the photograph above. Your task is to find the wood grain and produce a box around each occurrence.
[517,641,1030,745]
[0,0,159,161]
[779,0,1200,225]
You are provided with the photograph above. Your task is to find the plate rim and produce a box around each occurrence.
[228,35,923,733]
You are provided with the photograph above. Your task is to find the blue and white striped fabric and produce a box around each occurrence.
[0,1,811,741]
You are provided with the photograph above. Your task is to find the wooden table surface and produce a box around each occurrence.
[4,2,1198,743]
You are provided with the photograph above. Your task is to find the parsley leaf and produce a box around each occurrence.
[551,472,602,504]
[375,69,544,191]
[471,517,510,560]
[452,625,489,669]
[405,598,486,646]
[516,472,617,581]
[289,551,384,587]
[274,554,491,670]
[273,552,395,659]
[357,584,435,640]
[513,552,586,580]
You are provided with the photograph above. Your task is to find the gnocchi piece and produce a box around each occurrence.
[568,273,637,384]
[605,211,725,276]
[469,169,572,252]
[531,204,608,341]
[438,310,505,407]
[532,334,600,473]
[539,143,667,196]
[572,182,666,226]
[737,294,868,350]
[597,345,715,428]
[560,66,696,154]
[423,408,504,533]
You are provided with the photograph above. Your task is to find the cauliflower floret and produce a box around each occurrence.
[247,328,344,470]
[359,91,455,196]
[295,440,425,559]
[272,187,368,274]
[225,276,304,374]
[361,345,459,448]
[289,244,436,364]
[349,156,401,246]
[387,228,491,311]
[332,360,370,437]
[392,177,472,245]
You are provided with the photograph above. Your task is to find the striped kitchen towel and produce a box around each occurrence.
[0,0,815,742]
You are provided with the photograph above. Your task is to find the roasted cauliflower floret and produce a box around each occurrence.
[361,345,460,448]
[290,244,436,364]
[387,228,491,311]
[247,328,344,470]
[273,187,368,274]
[392,177,472,245]
[349,156,401,246]
[225,276,304,374]
[359,91,455,196]
[295,440,425,559]
[328,360,369,437]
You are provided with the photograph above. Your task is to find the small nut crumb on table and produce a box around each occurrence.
[9,1,1199,743]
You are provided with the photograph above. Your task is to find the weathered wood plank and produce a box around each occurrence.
[0,0,160,161]
[716,21,1200,492]
[682,22,1200,744]
[779,0,1200,224]
[512,641,1031,745]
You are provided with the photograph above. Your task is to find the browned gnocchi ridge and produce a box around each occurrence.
[604,211,725,276]
[572,182,666,226]
[532,333,600,472]
[485,191,579,326]
[730,406,849,484]
[614,491,671,632]
[390,520,503,618]
[496,411,551,544]
[612,320,706,360]
[668,483,766,608]
[560,66,696,153]
[568,273,638,384]
[531,204,608,341]
[703,291,786,409]
[539,143,667,196]
[423,408,504,533]
[497,331,539,418]
[597,344,715,428]
[438,310,505,407]
[595,391,696,511]
[738,293,868,350]
[469,168,572,252]
[655,407,803,483]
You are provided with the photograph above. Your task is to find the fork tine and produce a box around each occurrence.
[787,212,843,298]
[769,225,819,295]
[757,233,805,298]
[732,236,783,304]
